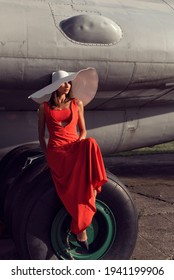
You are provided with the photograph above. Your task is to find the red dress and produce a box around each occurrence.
[44,99,107,234]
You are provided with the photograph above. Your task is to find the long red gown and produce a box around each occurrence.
[44,99,107,234]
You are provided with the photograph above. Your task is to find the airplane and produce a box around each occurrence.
[1,0,174,260]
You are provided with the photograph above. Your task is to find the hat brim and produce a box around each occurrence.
[28,68,98,106]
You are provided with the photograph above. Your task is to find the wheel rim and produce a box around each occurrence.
[51,199,116,260]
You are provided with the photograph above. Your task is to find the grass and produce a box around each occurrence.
[115,141,174,156]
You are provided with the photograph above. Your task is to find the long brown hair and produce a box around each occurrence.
[49,81,73,108]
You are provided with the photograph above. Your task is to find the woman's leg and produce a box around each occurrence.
[77,230,87,241]
[76,188,97,242]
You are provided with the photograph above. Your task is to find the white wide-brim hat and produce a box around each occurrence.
[28,67,98,106]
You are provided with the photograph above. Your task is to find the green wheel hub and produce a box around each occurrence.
[51,200,116,259]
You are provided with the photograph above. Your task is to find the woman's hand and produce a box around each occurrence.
[78,134,86,141]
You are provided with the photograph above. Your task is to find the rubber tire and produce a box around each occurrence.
[98,171,138,259]
[5,165,59,259]
[0,143,42,219]
[4,160,138,259]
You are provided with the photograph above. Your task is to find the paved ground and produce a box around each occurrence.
[0,153,174,260]
[105,153,174,260]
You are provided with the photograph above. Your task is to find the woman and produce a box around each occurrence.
[29,68,107,251]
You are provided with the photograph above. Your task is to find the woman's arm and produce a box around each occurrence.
[38,104,47,153]
[77,99,87,141]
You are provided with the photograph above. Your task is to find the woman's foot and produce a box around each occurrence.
[76,230,89,250]
[77,239,89,251]
[93,189,97,198]
[77,230,87,242]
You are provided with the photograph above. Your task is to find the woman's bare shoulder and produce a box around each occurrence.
[75,98,84,107]
[38,103,46,114]
[39,103,44,108]
[39,102,48,110]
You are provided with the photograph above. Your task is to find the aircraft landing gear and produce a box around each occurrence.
[0,144,138,259]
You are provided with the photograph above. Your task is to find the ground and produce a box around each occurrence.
[104,153,174,260]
